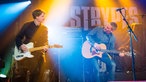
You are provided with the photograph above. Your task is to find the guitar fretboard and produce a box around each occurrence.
[100,49,120,54]
[29,45,62,52]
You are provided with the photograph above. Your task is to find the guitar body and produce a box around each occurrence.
[82,41,107,58]
[13,42,34,61]
[82,41,133,59]
[13,42,63,61]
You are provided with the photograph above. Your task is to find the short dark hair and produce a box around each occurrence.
[110,22,117,30]
[32,9,44,19]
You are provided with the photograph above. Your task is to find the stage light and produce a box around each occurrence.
[0,1,31,34]
[0,0,31,78]
[0,0,31,4]
[0,74,6,78]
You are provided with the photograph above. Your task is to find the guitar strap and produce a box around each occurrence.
[30,25,42,44]
[107,54,112,60]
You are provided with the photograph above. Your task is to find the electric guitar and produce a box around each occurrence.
[13,42,63,61]
[82,41,134,59]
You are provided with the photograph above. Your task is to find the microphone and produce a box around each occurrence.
[116,8,125,12]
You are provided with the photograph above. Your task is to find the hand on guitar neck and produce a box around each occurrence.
[119,52,125,57]
[42,45,48,52]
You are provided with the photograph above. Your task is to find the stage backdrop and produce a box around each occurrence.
[0,0,146,81]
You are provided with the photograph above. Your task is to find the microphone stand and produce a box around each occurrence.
[118,10,138,80]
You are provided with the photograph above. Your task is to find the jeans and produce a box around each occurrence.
[91,53,116,82]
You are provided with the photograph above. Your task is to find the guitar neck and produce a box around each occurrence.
[29,45,56,52]
[29,46,45,52]
[100,49,120,54]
